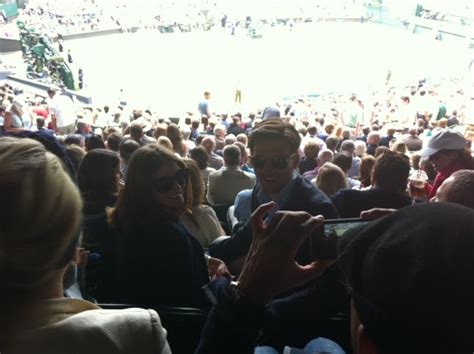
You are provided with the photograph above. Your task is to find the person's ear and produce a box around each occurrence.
[357,324,379,354]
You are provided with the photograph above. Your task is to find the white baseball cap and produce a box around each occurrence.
[419,129,466,157]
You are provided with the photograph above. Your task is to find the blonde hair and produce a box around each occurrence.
[157,135,174,151]
[354,140,367,157]
[438,118,448,129]
[0,137,82,286]
[181,158,205,231]
[391,140,407,155]
[315,162,348,197]
[0,137,82,345]
[182,158,205,206]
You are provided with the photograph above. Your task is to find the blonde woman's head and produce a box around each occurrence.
[354,140,367,157]
[315,162,348,197]
[391,140,407,155]
[0,137,82,292]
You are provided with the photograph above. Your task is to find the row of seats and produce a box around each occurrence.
[98,303,351,354]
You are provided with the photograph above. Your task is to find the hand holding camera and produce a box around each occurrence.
[237,202,334,305]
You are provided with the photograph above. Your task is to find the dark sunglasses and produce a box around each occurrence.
[250,154,295,170]
[154,168,189,193]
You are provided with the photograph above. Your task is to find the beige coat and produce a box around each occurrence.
[6,298,171,354]
[206,166,256,206]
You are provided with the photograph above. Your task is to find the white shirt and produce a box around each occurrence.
[48,94,76,127]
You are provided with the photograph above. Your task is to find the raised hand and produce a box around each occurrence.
[237,202,334,304]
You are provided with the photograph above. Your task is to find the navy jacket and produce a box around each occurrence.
[209,175,338,265]
[331,187,412,218]
[379,134,394,148]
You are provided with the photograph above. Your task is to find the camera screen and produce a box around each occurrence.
[309,218,368,260]
[324,220,367,238]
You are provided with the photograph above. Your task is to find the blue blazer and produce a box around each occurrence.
[209,175,338,264]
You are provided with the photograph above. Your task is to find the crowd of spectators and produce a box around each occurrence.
[1,0,371,39]
[1,74,474,353]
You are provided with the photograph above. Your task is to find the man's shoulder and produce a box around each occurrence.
[336,188,367,197]
[242,170,256,180]
[220,168,255,180]
[209,168,221,176]
[290,176,338,218]
[210,153,224,161]
[331,188,364,203]
[337,187,393,202]
[293,176,333,204]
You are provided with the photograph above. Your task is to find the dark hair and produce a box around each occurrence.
[458,148,474,170]
[303,140,320,159]
[76,120,88,132]
[443,170,474,208]
[109,145,191,230]
[223,144,241,167]
[190,145,209,170]
[195,135,205,145]
[411,154,421,170]
[324,124,335,135]
[65,134,85,146]
[248,118,301,154]
[78,149,120,212]
[360,155,376,187]
[36,117,45,128]
[85,134,106,151]
[325,136,339,152]
[130,124,143,141]
[307,125,318,136]
[119,139,140,164]
[333,151,353,173]
[167,123,185,157]
[106,132,123,152]
[65,145,86,173]
[298,126,307,137]
[234,141,248,163]
[420,157,436,182]
[373,151,410,192]
[191,119,200,129]
[341,140,355,153]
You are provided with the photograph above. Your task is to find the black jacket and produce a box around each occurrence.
[116,220,210,308]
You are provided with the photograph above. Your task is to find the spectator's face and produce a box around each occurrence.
[367,135,380,145]
[429,151,458,172]
[153,161,186,211]
[251,139,298,197]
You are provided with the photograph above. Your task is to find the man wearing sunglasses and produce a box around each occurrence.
[206,119,345,350]
[209,118,338,270]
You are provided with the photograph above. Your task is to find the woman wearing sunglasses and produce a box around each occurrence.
[109,145,212,308]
